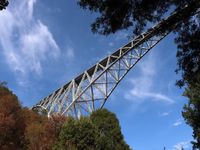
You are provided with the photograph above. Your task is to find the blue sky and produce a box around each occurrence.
[0,0,194,149]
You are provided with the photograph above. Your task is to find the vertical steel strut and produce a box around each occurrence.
[32,2,200,118]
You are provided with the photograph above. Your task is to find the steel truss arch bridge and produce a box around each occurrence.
[32,2,200,118]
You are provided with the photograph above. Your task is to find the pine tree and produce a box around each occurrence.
[182,73,200,149]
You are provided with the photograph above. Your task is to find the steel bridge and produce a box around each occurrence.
[32,1,200,118]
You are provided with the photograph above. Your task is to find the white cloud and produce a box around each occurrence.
[173,119,183,127]
[65,46,74,59]
[27,0,36,19]
[161,111,170,116]
[0,0,60,84]
[19,21,60,75]
[124,53,174,104]
[173,141,190,150]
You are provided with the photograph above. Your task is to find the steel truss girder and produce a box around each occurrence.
[32,3,200,118]
[33,32,168,118]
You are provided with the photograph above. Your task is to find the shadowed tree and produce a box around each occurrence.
[182,73,200,149]
[0,0,9,10]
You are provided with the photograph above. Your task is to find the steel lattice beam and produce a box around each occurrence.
[32,2,200,118]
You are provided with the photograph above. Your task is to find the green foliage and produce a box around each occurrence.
[90,109,130,150]
[56,117,97,150]
[182,73,200,149]
[55,109,131,150]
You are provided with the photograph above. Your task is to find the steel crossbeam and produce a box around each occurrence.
[32,2,200,118]
[33,32,168,118]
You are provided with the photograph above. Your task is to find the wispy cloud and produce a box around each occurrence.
[173,119,183,127]
[173,141,190,150]
[161,111,171,116]
[65,46,75,59]
[124,53,174,104]
[0,0,60,85]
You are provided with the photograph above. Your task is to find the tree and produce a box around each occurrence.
[49,114,67,139]
[23,110,66,150]
[182,73,200,149]
[0,83,130,149]
[175,24,200,87]
[0,83,65,150]
[55,109,130,150]
[0,83,25,149]
[90,109,130,150]
[24,118,56,150]
[55,117,98,150]
[0,0,9,10]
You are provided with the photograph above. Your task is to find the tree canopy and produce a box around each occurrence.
[78,0,200,87]
[90,109,130,150]
[0,84,130,149]
[182,72,200,149]
[54,109,130,150]
[0,0,9,10]
[0,83,24,149]
[0,84,66,150]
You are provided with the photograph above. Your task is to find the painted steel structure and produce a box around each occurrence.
[33,2,200,118]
